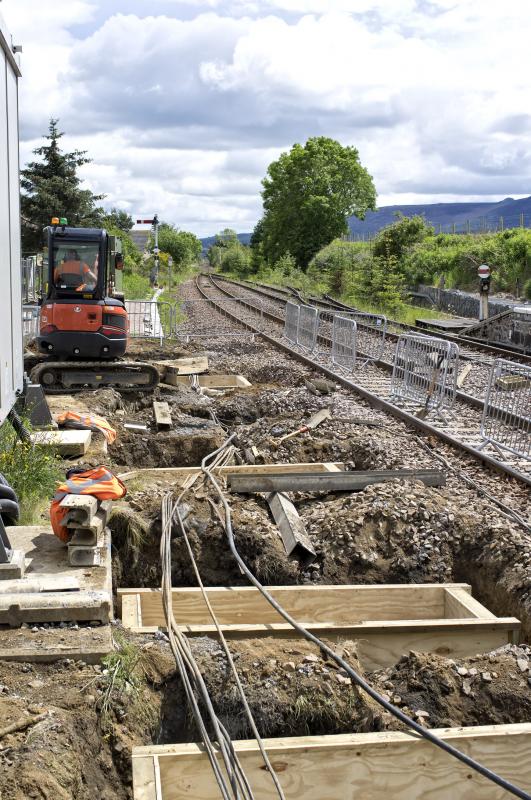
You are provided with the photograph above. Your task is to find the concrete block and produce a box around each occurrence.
[68,545,102,567]
[0,550,26,580]
[68,529,98,547]
[30,429,92,456]
[60,494,98,525]
[65,509,106,536]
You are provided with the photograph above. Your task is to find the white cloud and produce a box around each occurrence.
[3,0,531,235]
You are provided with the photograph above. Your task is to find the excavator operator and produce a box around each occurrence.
[54,248,98,291]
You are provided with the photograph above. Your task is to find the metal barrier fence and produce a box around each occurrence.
[480,359,531,460]
[125,300,173,345]
[297,304,319,352]
[284,301,300,344]
[22,304,40,345]
[390,334,459,415]
[332,315,357,371]
[21,257,43,304]
[350,311,387,363]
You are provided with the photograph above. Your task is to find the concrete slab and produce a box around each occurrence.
[30,429,92,456]
[46,394,109,459]
[0,623,112,664]
[0,550,25,580]
[0,525,112,626]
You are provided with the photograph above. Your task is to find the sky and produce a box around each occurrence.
[2,0,530,237]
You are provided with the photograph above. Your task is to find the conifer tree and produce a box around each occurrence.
[20,119,104,252]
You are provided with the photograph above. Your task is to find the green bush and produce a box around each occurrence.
[0,418,62,524]
[524,277,531,300]
[123,272,151,299]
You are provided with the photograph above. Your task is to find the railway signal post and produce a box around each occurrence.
[478,263,491,321]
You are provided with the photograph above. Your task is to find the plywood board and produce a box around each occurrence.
[132,724,531,800]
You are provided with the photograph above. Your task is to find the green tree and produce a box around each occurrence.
[154,223,202,266]
[259,137,376,270]
[20,118,104,252]
[372,214,431,262]
[102,208,133,233]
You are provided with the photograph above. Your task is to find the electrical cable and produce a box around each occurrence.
[160,443,285,800]
[7,408,31,444]
[200,434,531,800]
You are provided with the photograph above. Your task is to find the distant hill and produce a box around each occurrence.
[200,233,251,251]
[200,196,531,247]
[345,196,531,237]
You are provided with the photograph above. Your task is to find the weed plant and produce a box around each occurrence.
[0,417,62,524]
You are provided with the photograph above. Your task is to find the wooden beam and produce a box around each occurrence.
[266,492,316,564]
[153,401,172,430]
[228,468,446,494]
[118,462,345,481]
[444,587,496,619]
[29,429,92,456]
[166,374,251,389]
[132,723,531,800]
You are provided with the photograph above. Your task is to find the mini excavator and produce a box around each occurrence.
[29,218,159,393]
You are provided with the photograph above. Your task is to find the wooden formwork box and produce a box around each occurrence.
[118,583,520,670]
[132,724,531,799]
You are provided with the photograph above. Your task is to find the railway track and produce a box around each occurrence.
[196,273,531,487]
[226,276,531,364]
[210,274,531,409]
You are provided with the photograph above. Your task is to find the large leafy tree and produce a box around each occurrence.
[258,137,377,270]
[101,208,134,233]
[20,119,104,252]
[154,223,202,265]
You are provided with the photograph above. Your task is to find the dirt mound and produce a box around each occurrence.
[159,636,386,743]
[372,644,531,728]
[302,479,457,584]
[111,493,299,588]
[110,415,226,468]
[0,642,166,800]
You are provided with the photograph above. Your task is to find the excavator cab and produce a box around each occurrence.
[38,220,127,359]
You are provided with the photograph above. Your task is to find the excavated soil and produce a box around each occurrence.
[8,308,530,798]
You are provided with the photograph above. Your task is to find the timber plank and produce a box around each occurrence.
[133,724,531,800]
[444,587,496,619]
[117,585,518,669]
[118,462,345,482]
[118,584,460,625]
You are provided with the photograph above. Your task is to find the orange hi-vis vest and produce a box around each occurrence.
[50,466,126,543]
[56,411,117,445]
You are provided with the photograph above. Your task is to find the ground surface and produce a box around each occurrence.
[1,285,530,798]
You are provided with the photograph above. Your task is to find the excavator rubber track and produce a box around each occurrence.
[29,360,160,394]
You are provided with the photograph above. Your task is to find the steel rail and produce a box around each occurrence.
[209,275,528,423]
[196,275,530,487]
[218,275,531,365]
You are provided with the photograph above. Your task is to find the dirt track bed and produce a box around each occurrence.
[2,280,530,798]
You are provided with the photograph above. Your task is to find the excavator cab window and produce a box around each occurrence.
[52,242,101,294]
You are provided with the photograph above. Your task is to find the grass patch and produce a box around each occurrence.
[0,418,62,524]
[123,272,151,300]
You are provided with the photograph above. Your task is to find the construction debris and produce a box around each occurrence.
[153,400,172,430]
[266,491,316,564]
[228,468,446,494]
